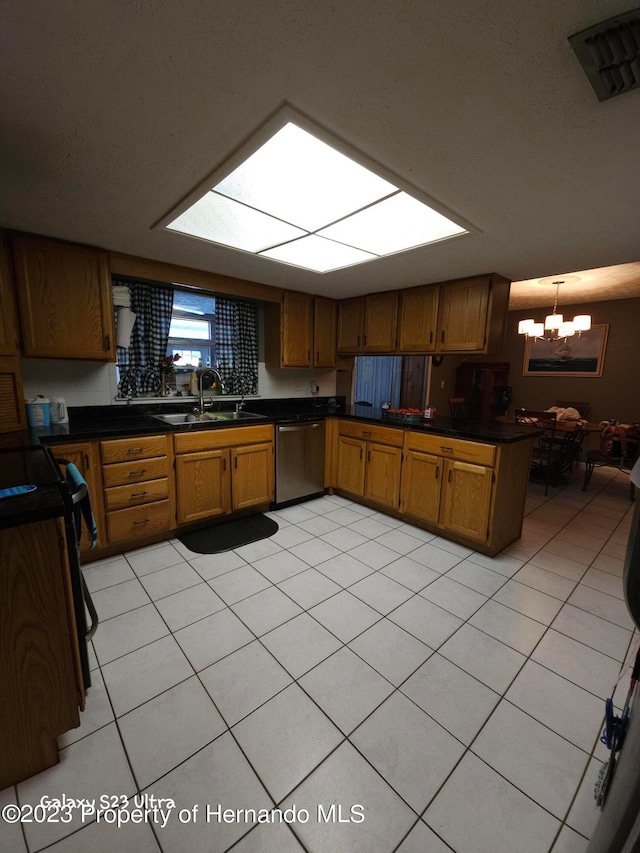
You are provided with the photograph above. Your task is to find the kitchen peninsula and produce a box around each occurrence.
[27,399,539,560]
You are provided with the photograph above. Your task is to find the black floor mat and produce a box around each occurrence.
[178,514,278,554]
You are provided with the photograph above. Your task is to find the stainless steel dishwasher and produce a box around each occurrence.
[275,419,326,507]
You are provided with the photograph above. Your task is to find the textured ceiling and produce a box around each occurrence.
[2,1,640,307]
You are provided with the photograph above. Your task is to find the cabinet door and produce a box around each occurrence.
[176,450,231,524]
[0,236,26,432]
[441,459,493,542]
[0,235,19,356]
[364,442,402,509]
[0,358,26,433]
[397,286,439,352]
[336,298,364,353]
[363,292,398,353]
[13,235,115,360]
[313,296,336,367]
[50,442,102,552]
[281,291,313,367]
[232,442,273,510]
[438,277,489,352]
[1,518,81,788]
[335,435,366,495]
[400,449,442,523]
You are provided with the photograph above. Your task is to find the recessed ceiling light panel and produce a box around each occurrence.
[317,191,467,255]
[167,191,306,252]
[260,235,376,272]
[162,108,471,273]
[215,123,397,232]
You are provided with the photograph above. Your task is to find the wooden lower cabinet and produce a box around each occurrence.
[176,450,231,524]
[1,517,82,788]
[440,459,493,542]
[330,418,534,555]
[335,433,401,510]
[106,500,172,544]
[100,434,170,546]
[364,443,402,509]
[400,452,493,542]
[232,442,273,511]
[49,441,102,552]
[174,425,274,524]
[400,449,442,524]
[336,436,366,495]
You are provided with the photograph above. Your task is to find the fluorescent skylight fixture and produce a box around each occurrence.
[163,111,469,273]
[317,192,466,255]
[167,191,306,252]
[260,235,376,272]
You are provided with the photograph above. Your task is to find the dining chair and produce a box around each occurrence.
[514,409,558,495]
[448,397,467,419]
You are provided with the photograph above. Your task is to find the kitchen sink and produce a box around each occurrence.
[152,411,265,425]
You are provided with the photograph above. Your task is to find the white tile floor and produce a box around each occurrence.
[3,466,639,853]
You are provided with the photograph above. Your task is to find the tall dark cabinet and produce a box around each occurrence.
[456,361,510,422]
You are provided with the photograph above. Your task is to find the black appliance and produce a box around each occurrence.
[587,457,640,852]
[0,445,97,692]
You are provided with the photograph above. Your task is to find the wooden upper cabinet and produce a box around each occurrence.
[397,285,439,353]
[264,290,313,368]
[363,292,398,353]
[337,292,398,354]
[12,234,115,360]
[437,276,489,352]
[0,234,19,356]
[336,297,364,353]
[0,234,26,433]
[313,296,336,367]
[281,291,313,367]
[435,274,510,354]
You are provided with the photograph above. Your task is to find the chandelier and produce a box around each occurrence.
[518,278,591,341]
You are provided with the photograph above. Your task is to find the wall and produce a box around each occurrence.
[21,359,337,407]
[21,299,338,405]
[429,296,640,425]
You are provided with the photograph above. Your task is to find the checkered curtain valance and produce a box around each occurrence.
[115,279,174,398]
[216,297,258,396]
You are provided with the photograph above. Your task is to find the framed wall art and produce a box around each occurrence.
[523,324,609,377]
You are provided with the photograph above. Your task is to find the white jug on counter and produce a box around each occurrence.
[50,397,69,424]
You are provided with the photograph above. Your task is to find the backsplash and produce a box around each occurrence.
[21,359,337,406]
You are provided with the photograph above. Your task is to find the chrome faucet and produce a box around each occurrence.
[235,395,245,413]
[194,368,225,414]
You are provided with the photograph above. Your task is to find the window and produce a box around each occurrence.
[166,293,217,368]
[167,287,259,396]
[114,279,258,398]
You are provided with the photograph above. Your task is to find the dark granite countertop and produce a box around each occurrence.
[30,398,346,445]
[18,398,537,446]
[339,406,540,444]
[0,446,66,529]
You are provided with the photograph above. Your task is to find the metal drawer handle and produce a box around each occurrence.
[128,469,146,476]
[127,448,144,454]
[131,491,148,497]
[441,446,454,453]
[362,430,371,437]
[133,519,150,526]
[435,465,440,479]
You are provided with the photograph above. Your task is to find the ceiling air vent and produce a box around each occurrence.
[569,8,640,101]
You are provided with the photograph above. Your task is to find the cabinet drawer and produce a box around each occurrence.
[174,424,273,454]
[107,500,171,545]
[406,431,496,466]
[100,435,167,464]
[102,456,169,487]
[104,478,169,511]
[337,420,403,447]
